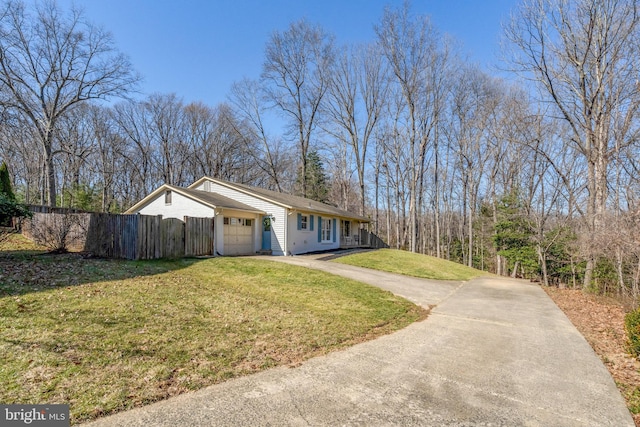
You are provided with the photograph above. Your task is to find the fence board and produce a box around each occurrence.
[161,218,185,259]
[184,216,214,257]
[23,207,218,260]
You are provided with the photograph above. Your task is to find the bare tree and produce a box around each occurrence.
[0,113,42,203]
[262,19,334,198]
[505,0,640,288]
[55,104,96,208]
[322,43,388,216]
[447,66,502,267]
[112,100,155,201]
[376,3,449,253]
[229,78,291,192]
[0,0,139,206]
[145,93,187,186]
[88,105,125,212]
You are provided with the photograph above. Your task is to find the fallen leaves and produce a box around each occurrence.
[545,287,640,426]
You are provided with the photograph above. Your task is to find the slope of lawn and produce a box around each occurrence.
[334,248,490,281]
[0,235,426,424]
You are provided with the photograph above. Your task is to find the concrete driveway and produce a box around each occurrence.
[85,256,634,426]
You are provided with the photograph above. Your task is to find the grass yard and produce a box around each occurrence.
[0,235,426,424]
[334,248,490,281]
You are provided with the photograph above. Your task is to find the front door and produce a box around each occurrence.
[261,216,272,251]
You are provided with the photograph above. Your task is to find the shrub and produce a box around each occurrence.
[625,308,640,357]
[0,161,14,201]
[0,193,31,224]
[0,193,32,242]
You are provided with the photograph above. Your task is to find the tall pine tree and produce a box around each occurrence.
[0,161,30,228]
[0,162,14,201]
[493,192,537,278]
[296,151,329,203]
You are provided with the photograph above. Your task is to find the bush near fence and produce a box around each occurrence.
[21,206,214,259]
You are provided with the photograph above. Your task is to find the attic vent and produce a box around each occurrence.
[204,181,211,192]
[165,190,172,205]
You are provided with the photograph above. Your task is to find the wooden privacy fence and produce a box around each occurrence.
[360,229,389,249]
[22,207,214,260]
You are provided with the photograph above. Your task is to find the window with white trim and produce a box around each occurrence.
[300,215,308,230]
[223,217,252,226]
[322,218,332,242]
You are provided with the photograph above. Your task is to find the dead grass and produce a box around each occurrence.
[0,235,427,424]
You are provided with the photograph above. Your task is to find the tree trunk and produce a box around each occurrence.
[434,141,441,258]
[583,257,594,290]
[538,245,549,286]
[511,261,519,278]
[467,201,473,268]
[44,143,56,207]
[633,256,640,300]
[616,249,625,296]
[409,184,417,253]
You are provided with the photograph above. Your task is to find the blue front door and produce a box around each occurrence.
[261,216,272,251]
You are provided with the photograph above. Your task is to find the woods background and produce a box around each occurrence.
[1,0,640,299]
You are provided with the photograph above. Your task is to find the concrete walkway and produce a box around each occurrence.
[84,256,634,426]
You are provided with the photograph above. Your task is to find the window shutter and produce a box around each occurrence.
[310,215,314,231]
[297,213,302,230]
[332,218,336,242]
[317,216,322,242]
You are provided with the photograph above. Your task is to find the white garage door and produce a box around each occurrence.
[223,217,254,255]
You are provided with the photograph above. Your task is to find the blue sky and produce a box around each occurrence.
[58,0,519,106]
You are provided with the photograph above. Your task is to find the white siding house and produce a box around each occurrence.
[125,184,265,256]
[190,180,289,256]
[287,212,340,254]
[136,188,215,219]
[126,177,371,256]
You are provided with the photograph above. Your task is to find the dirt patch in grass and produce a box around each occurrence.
[0,245,427,425]
[545,287,640,426]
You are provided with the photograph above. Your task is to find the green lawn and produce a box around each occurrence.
[0,236,426,424]
[334,248,490,281]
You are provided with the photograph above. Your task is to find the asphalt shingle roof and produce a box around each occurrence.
[169,186,264,213]
[206,179,370,222]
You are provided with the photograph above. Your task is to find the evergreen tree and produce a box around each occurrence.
[0,162,18,227]
[0,162,14,201]
[296,151,329,203]
[493,192,537,278]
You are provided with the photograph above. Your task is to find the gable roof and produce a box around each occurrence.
[190,177,370,222]
[125,184,265,215]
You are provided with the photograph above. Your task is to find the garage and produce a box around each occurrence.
[223,217,254,255]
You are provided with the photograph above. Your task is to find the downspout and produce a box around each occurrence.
[212,208,217,257]
[214,208,223,257]
[286,209,296,256]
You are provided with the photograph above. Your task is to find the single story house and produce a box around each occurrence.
[125,177,370,256]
